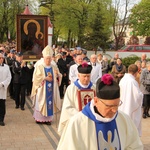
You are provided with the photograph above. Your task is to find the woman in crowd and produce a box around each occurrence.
[111,58,126,84]
[140,62,150,119]
[135,60,142,85]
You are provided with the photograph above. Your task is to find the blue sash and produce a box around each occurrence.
[45,67,53,116]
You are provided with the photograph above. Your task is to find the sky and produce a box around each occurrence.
[112,0,142,19]
[28,0,142,16]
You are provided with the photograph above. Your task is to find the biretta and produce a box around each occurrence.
[77,62,92,74]
[96,74,120,100]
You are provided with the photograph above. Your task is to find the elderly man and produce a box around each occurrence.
[69,54,83,83]
[0,53,11,126]
[58,62,95,135]
[57,74,143,150]
[140,53,147,63]
[31,45,62,125]
[109,52,119,71]
[90,54,102,85]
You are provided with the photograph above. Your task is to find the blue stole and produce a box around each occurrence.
[74,79,93,89]
[44,67,53,116]
[82,103,121,150]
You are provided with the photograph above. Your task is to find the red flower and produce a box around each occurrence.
[82,62,88,67]
[101,74,113,85]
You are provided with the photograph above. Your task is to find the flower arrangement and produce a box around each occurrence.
[101,74,113,85]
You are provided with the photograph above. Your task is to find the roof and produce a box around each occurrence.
[48,17,53,28]
[22,5,32,15]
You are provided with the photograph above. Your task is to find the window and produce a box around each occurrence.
[121,45,128,50]
[135,46,142,50]
[143,46,150,50]
[128,46,134,51]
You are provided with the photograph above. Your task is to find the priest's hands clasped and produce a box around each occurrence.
[45,75,53,82]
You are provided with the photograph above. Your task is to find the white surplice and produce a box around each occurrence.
[90,62,102,84]
[119,73,143,136]
[69,63,79,83]
[57,100,143,150]
[58,81,95,136]
[0,64,11,99]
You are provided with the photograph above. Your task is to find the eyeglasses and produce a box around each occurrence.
[99,99,123,109]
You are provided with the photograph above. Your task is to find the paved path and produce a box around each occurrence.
[0,96,150,150]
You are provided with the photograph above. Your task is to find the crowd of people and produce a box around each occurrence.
[0,42,149,149]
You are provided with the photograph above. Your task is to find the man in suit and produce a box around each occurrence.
[12,52,29,110]
[6,49,16,99]
[57,52,70,99]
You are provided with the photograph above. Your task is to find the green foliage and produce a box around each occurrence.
[0,0,39,42]
[122,56,140,68]
[0,0,114,47]
[130,0,150,36]
[39,0,113,48]
[84,1,111,50]
[122,56,150,69]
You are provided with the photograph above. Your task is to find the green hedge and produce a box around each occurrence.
[122,56,150,68]
[122,56,139,68]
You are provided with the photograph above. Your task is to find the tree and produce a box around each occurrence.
[84,1,111,52]
[144,36,150,45]
[111,0,135,50]
[0,0,39,43]
[130,0,150,36]
[39,0,113,48]
[128,35,139,44]
[0,1,7,42]
[54,0,92,47]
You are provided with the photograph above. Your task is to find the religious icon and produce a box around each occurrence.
[77,89,95,111]
[22,19,44,55]
[47,72,52,77]
[16,15,48,60]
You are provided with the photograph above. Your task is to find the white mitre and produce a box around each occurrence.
[42,45,53,57]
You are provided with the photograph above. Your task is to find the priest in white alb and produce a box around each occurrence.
[0,53,11,126]
[57,74,143,150]
[119,64,143,136]
[58,62,95,135]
